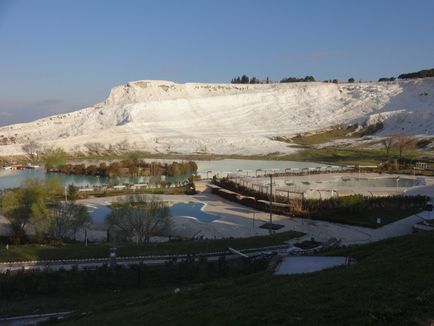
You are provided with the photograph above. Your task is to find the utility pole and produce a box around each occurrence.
[269,174,273,235]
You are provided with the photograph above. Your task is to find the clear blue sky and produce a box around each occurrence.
[0,0,433,125]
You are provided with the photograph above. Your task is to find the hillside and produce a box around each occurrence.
[44,231,434,325]
[1,78,433,156]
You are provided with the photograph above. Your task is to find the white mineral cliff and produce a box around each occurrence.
[0,78,433,156]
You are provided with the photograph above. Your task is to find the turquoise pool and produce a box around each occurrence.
[88,202,219,224]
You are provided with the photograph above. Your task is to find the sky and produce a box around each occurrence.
[0,0,433,126]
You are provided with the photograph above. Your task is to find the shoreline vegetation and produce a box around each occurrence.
[211,178,431,228]
[0,149,432,165]
[1,133,433,166]
[0,122,433,169]
[47,160,198,179]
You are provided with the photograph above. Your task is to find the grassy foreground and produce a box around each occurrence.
[314,206,425,228]
[0,231,303,262]
[38,231,434,325]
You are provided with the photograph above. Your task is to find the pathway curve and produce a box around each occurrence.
[75,182,433,245]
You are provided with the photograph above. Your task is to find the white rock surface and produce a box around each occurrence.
[0,78,433,156]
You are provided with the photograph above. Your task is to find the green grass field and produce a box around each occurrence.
[282,147,398,165]
[289,125,358,146]
[0,231,303,262]
[313,206,425,228]
[4,145,433,172]
[38,231,434,325]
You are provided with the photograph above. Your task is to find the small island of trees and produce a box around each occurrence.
[39,148,198,179]
[49,160,198,179]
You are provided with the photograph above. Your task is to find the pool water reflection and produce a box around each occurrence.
[169,202,219,222]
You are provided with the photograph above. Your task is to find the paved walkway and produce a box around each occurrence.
[0,312,70,326]
[73,181,433,245]
[1,181,432,245]
[274,256,348,275]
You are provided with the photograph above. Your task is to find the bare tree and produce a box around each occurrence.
[84,142,106,154]
[107,195,172,243]
[392,133,416,159]
[116,139,130,151]
[22,140,42,161]
[381,137,394,158]
[49,202,91,240]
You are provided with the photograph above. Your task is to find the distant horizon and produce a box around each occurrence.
[1,0,434,125]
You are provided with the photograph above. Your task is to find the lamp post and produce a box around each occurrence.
[396,176,400,192]
[413,167,416,178]
[110,247,117,281]
[236,169,242,184]
[284,168,291,185]
[268,174,273,235]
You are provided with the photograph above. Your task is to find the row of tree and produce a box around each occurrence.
[380,133,416,159]
[20,142,68,167]
[230,67,434,85]
[230,76,360,84]
[51,160,198,178]
[398,68,434,79]
[302,194,428,213]
[22,144,198,179]
[211,178,428,219]
[22,140,136,162]
[0,179,90,244]
[280,76,315,83]
[378,77,396,82]
[230,75,270,84]
[0,180,173,244]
